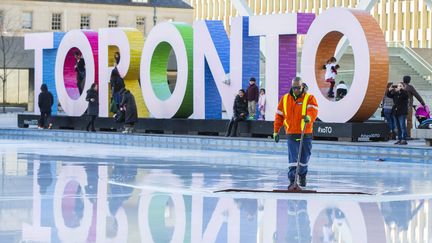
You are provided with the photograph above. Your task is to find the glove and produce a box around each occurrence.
[273,132,280,143]
[304,115,311,123]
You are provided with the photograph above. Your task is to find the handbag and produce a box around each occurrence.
[114,109,125,123]
[110,98,118,113]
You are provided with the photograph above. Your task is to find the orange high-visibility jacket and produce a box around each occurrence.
[274,91,318,135]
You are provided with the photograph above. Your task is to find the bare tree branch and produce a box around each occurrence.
[0,8,25,112]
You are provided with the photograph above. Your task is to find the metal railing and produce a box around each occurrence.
[387,41,432,81]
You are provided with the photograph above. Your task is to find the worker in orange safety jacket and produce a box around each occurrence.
[273,77,318,188]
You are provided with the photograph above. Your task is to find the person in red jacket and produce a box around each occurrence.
[273,77,318,188]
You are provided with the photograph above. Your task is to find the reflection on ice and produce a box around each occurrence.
[0,141,430,242]
[15,162,432,243]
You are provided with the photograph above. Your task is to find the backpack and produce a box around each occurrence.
[114,109,125,123]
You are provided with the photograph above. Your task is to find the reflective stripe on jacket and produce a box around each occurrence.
[274,91,318,135]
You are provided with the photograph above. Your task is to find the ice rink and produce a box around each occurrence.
[0,139,431,242]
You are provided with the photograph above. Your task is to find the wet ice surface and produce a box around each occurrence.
[1,139,431,242]
[3,139,431,197]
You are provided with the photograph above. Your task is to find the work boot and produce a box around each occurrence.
[394,140,401,145]
[299,175,307,187]
[400,140,408,145]
[288,178,295,189]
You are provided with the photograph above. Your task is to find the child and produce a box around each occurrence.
[335,81,348,101]
[323,57,340,98]
[246,77,259,120]
[258,88,266,120]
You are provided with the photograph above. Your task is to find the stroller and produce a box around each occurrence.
[414,105,431,124]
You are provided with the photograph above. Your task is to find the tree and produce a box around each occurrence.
[0,9,25,113]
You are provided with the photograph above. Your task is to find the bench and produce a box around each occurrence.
[411,129,432,146]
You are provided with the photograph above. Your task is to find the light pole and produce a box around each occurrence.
[153,0,157,26]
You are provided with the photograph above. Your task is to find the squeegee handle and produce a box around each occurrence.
[293,125,307,187]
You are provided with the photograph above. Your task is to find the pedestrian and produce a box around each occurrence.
[110,67,125,109]
[74,51,86,95]
[120,88,138,134]
[382,82,396,140]
[335,81,348,101]
[258,88,266,120]
[38,84,54,129]
[246,77,259,120]
[402,75,426,138]
[85,83,99,132]
[225,89,248,137]
[323,57,340,98]
[114,52,120,66]
[387,82,409,145]
[273,77,318,189]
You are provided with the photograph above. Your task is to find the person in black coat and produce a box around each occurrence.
[226,89,248,137]
[74,51,85,95]
[387,82,409,145]
[120,88,138,133]
[114,52,120,66]
[85,83,99,132]
[38,84,54,129]
[110,67,125,108]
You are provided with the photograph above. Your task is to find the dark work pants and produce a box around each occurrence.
[328,81,335,95]
[226,117,245,137]
[39,112,51,128]
[86,115,96,131]
[287,137,312,182]
[77,76,85,95]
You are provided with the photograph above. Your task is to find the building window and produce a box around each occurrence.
[80,14,90,29]
[22,12,32,30]
[108,15,118,28]
[51,13,62,31]
[136,16,145,33]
